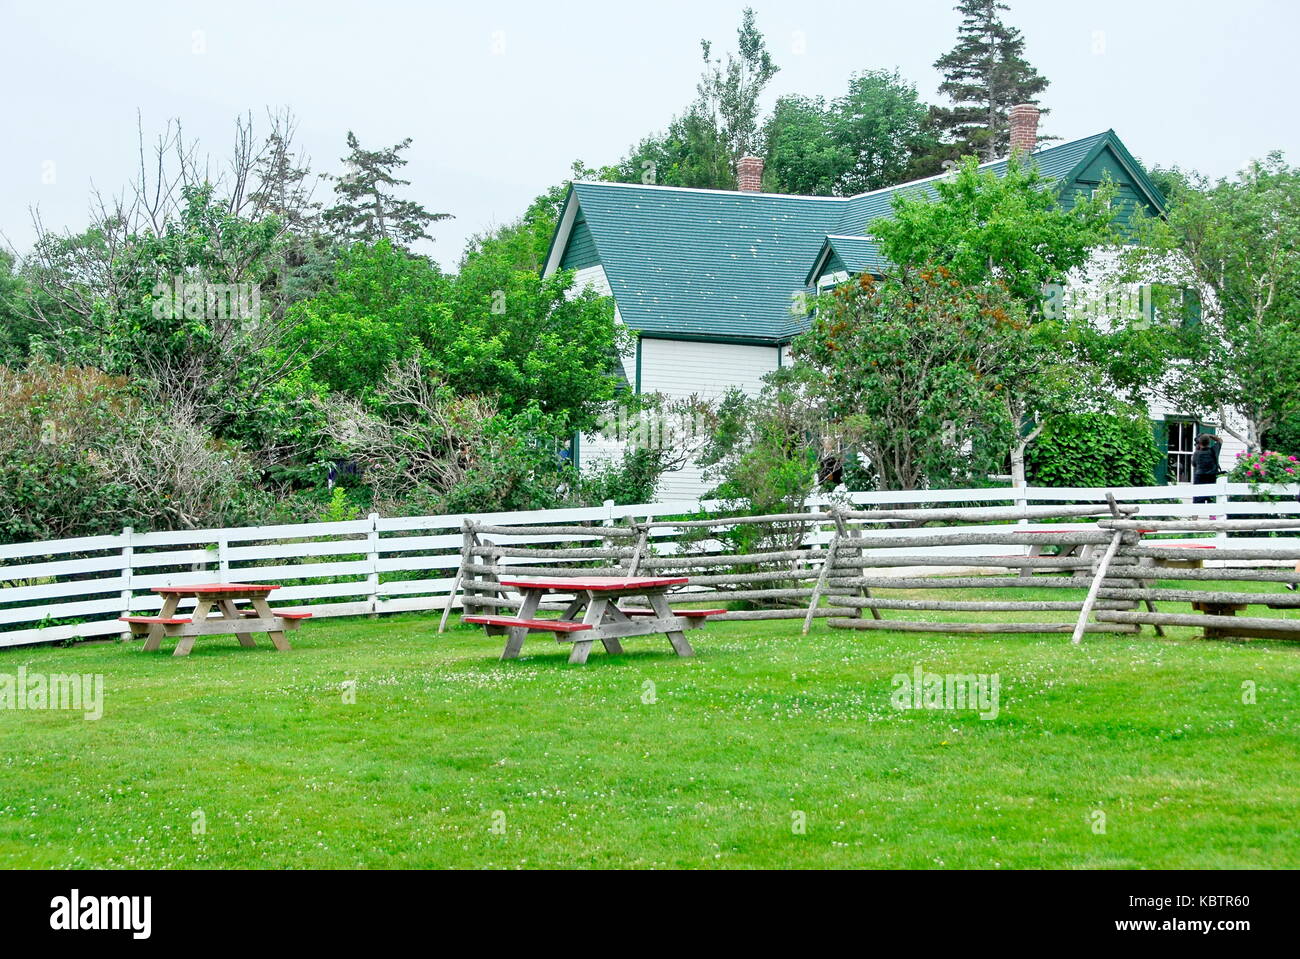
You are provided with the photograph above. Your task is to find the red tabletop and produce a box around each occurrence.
[153,583,280,595]
[500,576,689,592]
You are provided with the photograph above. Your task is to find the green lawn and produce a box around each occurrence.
[1,589,1298,869]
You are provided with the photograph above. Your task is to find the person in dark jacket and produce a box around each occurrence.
[1192,434,1222,504]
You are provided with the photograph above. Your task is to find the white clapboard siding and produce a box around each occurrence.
[1,480,1297,648]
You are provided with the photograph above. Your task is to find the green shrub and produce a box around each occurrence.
[1025,412,1161,488]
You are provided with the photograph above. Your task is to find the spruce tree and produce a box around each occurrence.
[932,0,1050,160]
[324,133,451,246]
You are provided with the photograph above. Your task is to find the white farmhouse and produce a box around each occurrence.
[543,106,1241,497]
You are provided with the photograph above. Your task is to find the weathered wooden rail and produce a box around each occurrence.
[6,480,1300,648]
[451,487,1300,642]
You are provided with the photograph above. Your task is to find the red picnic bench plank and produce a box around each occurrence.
[498,576,689,592]
[619,608,727,618]
[463,615,593,633]
[154,583,281,594]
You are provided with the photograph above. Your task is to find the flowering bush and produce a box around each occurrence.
[1228,449,1300,485]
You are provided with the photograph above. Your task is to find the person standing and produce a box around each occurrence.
[1192,434,1223,505]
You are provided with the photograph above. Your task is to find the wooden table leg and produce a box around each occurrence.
[647,591,694,658]
[502,589,541,660]
[173,599,213,657]
[143,593,179,652]
[594,603,626,656]
[568,594,607,664]
[218,599,256,648]
[250,595,292,651]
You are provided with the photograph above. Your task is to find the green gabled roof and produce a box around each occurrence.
[805,235,891,286]
[561,181,842,341]
[832,132,1153,234]
[546,130,1165,344]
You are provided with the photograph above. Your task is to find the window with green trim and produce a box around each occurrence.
[1165,419,1197,483]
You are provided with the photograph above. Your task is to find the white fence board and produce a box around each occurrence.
[0,534,124,562]
[0,576,128,604]
[1,481,1298,648]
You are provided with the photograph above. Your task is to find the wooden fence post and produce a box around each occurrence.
[367,513,380,618]
[802,533,839,635]
[1071,495,1127,645]
[119,526,134,640]
[1215,476,1229,549]
[833,508,877,620]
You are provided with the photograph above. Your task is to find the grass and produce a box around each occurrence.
[1,584,1297,869]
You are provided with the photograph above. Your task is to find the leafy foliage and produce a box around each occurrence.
[616,8,777,190]
[1132,153,1300,451]
[763,71,935,196]
[0,363,267,541]
[795,269,1029,490]
[1025,412,1161,488]
[872,156,1116,306]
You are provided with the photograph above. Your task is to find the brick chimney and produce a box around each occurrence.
[1009,103,1040,155]
[737,155,764,192]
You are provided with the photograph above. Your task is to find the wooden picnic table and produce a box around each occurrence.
[464,575,723,665]
[121,583,311,656]
[1017,529,1097,579]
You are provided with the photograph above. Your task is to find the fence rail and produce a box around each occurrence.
[2,479,1297,648]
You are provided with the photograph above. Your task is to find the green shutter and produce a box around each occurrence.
[1154,419,1169,484]
[1183,287,1203,327]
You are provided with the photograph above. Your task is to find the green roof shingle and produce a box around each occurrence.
[568,181,842,341]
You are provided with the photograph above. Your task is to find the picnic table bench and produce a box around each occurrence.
[123,583,309,656]
[464,575,723,664]
[1016,529,1098,579]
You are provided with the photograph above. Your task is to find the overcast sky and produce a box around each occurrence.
[3,0,1297,269]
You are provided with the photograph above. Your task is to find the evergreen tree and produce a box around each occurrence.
[932,0,1050,160]
[324,132,451,246]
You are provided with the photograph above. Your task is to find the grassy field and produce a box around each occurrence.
[1,586,1298,869]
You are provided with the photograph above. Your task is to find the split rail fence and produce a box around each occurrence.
[4,480,1299,649]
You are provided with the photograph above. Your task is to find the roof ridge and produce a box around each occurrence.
[572,179,845,201]
[838,130,1112,201]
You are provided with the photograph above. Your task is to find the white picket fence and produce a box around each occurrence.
[2,480,1296,648]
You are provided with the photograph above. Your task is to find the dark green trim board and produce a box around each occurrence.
[634,337,642,394]
[638,331,791,348]
[559,216,599,270]
[539,187,575,277]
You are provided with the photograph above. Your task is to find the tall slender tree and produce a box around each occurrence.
[324,133,451,246]
[617,8,777,189]
[932,0,1050,160]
